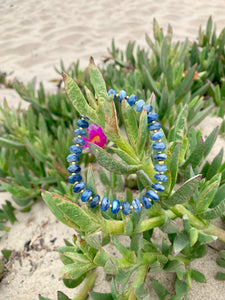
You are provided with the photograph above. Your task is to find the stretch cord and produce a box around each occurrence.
[67,90,168,215]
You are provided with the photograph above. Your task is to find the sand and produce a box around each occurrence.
[0,0,225,299]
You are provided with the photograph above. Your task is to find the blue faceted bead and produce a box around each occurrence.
[68,174,82,184]
[80,114,89,120]
[74,137,85,146]
[70,145,82,155]
[152,142,166,152]
[153,153,167,161]
[147,113,158,123]
[135,99,145,112]
[74,129,87,137]
[132,198,141,213]
[73,182,86,193]
[66,154,80,163]
[148,122,161,131]
[154,174,168,182]
[141,196,152,209]
[108,89,116,99]
[143,105,153,112]
[150,131,164,141]
[90,195,100,208]
[154,164,167,172]
[122,201,131,215]
[118,90,126,102]
[77,119,89,128]
[146,190,159,201]
[152,182,165,192]
[111,199,120,214]
[68,164,81,173]
[127,94,137,106]
[81,189,92,202]
[101,197,110,211]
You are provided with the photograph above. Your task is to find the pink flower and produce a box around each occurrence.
[83,124,107,150]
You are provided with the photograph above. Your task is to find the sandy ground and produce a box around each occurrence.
[0,0,225,299]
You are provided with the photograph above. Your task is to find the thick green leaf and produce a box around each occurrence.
[151,278,169,300]
[203,127,219,158]
[175,65,196,100]
[142,66,162,97]
[90,292,113,300]
[206,148,223,180]
[89,143,140,174]
[174,104,188,143]
[163,260,186,274]
[181,137,204,169]
[173,232,189,255]
[215,272,225,280]
[57,291,71,300]
[160,37,168,73]
[169,144,180,190]
[111,147,139,165]
[0,137,25,149]
[61,262,95,280]
[166,175,202,206]
[137,109,148,157]
[136,169,153,190]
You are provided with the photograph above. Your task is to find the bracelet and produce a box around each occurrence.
[66,90,168,215]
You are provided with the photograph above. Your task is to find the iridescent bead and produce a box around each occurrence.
[143,105,153,112]
[111,200,120,214]
[147,113,158,123]
[154,164,167,172]
[108,89,116,99]
[74,137,85,146]
[74,129,87,137]
[69,145,82,155]
[152,142,166,152]
[127,94,137,106]
[73,182,86,193]
[132,198,141,213]
[146,190,159,201]
[150,131,164,141]
[101,197,110,211]
[81,189,92,202]
[90,195,100,208]
[154,174,168,182]
[118,90,126,103]
[68,174,82,184]
[76,119,89,128]
[122,201,131,215]
[67,164,81,173]
[152,183,165,192]
[66,154,80,163]
[135,99,145,112]
[148,122,161,131]
[141,196,152,209]
[153,153,167,161]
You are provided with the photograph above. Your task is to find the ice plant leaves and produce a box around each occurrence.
[166,174,202,206]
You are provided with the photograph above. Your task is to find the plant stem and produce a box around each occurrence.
[128,265,149,300]
[204,223,225,243]
[72,269,97,300]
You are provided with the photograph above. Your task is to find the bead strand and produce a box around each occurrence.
[67,90,168,215]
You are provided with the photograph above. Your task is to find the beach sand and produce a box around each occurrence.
[0,0,225,299]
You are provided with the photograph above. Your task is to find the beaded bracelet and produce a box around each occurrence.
[66,90,168,215]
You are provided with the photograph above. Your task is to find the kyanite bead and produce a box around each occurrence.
[132,198,141,213]
[80,114,89,120]
[74,128,87,137]
[69,145,82,155]
[101,197,110,211]
[152,142,166,152]
[148,122,161,131]
[135,99,145,112]
[122,201,131,215]
[74,137,85,146]
[108,89,116,99]
[66,154,80,163]
[154,164,167,172]
[154,153,167,161]
[67,164,81,173]
[76,119,89,128]
[90,195,100,208]
[143,105,153,112]
[146,190,159,202]
[68,174,82,184]
[152,182,165,192]
[141,196,152,209]
[118,90,126,102]
[73,181,86,193]
[111,199,120,214]
[81,189,93,202]
[154,174,168,182]
[150,131,164,141]
[147,113,158,123]
[127,94,137,106]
